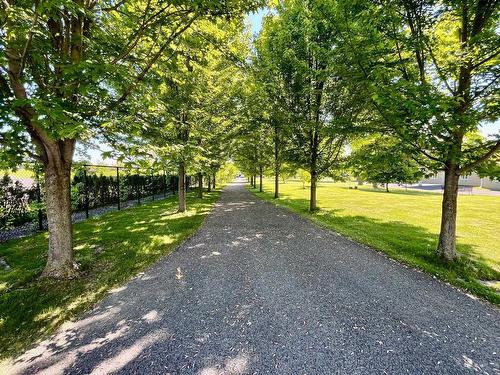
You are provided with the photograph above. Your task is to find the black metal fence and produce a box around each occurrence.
[73,165,178,219]
[0,164,197,240]
[0,173,42,230]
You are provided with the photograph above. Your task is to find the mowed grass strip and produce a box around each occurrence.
[252,180,500,304]
[0,191,219,358]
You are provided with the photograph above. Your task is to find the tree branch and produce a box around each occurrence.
[93,14,199,117]
[101,0,127,12]
[19,4,39,78]
[460,140,500,173]
[425,39,455,95]
[471,48,500,71]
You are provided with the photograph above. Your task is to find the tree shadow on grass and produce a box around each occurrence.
[0,192,218,359]
[265,194,500,303]
[331,184,441,198]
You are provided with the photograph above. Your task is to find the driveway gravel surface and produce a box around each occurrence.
[7,180,499,374]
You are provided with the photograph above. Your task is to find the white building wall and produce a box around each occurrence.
[458,174,482,187]
[419,172,500,191]
[482,178,500,191]
[420,172,444,185]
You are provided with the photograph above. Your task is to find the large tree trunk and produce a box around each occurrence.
[437,163,460,261]
[197,172,203,198]
[207,175,211,192]
[212,174,216,189]
[259,166,263,192]
[42,160,76,278]
[178,162,186,212]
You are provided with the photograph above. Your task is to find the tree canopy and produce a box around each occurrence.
[1,0,499,276]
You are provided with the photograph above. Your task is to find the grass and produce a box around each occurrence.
[0,169,36,180]
[250,180,500,304]
[0,190,219,359]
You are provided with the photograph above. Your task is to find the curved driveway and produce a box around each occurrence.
[10,180,499,374]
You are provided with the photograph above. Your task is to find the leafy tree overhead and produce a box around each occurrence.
[0,0,262,278]
[108,18,251,212]
[255,0,366,211]
[234,74,274,193]
[253,13,294,199]
[336,0,500,260]
[1,0,498,282]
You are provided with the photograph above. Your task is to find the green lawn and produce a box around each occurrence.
[252,180,500,304]
[0,191,219,359]
[0,169,36,179]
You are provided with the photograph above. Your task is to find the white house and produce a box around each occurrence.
[420,172,500,191]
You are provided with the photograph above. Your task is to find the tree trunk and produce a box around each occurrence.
[212,174,216,189]
[207,175,211,192]
[259,166,263,192]
[253,175,257,189]
[274,168,279,198]
[310,169,318,212]
[178,162,186,212]
[42,162,76,278]
[437,163,460,261]
[274,124,280,199]
[197,172,203,198]
[309,130,319,212]
[386,183,389,192]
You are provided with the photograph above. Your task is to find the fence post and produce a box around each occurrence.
[36,180,43,231]
[137,173,141,204]
[151,173,155,201]
[164,171,167,197]
[116,167,121,210]
[84,167,89,219]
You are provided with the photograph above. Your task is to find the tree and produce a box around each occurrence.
[0,0,262,277]
[477,158,500,182]
[109,18,251,211]
[216,162,238,185]
[234,74,274,193]
[253,13,294,199]
[337,0,500,260]
[255,0,364,211]
[349,137,425,192]
[234,126,273,192]
[297,168,310,189]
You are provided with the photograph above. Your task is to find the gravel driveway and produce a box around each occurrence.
[8,180,499,374]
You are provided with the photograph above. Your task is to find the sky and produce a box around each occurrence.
[80,9,500,163]
[246,8,266,35]
[480,120,500,138]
